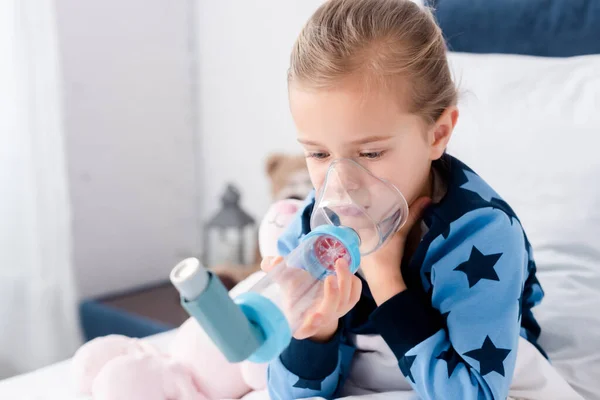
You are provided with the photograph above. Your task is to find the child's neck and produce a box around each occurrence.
[416,167,435,203]
[403,168,435,264]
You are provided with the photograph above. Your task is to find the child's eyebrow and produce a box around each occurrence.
[350,135,394,145]
[297,138,321,146]
[297,135,393,147]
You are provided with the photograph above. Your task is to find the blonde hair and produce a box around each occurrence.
[289,0,457,124]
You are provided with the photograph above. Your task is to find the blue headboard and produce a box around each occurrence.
[429,0,600,57]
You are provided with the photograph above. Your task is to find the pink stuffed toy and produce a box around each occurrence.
[72,199,304,400]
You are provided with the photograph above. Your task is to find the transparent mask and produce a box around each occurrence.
[310,158,409,256]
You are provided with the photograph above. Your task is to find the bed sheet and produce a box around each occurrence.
[239,391,420,400]
[0,359,88,400]
[0,331,174,400]
[0,333,581,400]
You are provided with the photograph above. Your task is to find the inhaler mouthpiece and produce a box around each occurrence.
[310,158,409,255]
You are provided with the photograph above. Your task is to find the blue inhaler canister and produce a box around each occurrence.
[170,258,264,362]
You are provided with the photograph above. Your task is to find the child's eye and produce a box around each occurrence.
[307,152,330,160]
[360,151,385,160]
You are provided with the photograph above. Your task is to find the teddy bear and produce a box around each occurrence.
[263,153,312,202]
[212,153,311,290]
[71,197,306,400]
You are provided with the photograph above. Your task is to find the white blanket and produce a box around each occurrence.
[0,337,582,400]
[233,336,582,400]
[0,332,173,400]
[0,277,582,400]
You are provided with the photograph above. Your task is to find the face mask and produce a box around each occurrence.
[310,158,409,256]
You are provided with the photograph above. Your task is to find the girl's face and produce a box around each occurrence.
[289,80,455,207]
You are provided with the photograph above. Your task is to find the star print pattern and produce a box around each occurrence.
[293,378,321,391]
[268,154,545,400]
[441,311,450,325]
[489,198,519,225]
[460,169,497,202]
[464,336,512,377]
[454,246,502,288]
[423,271,433,293]
[518,292,523,321]
[442,225,451,239]
[436,346,463,377]
[399,355,417,383]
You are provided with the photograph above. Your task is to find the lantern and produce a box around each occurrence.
[203,184,256,268]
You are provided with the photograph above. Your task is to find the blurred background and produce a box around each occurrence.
[55,0,321,300]
[1,0,322,379]
[1,2,599,400]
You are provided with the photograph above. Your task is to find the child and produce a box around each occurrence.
[266,0,546,399]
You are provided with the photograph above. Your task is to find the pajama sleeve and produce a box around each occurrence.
[370,208,526,400]
[268,191,344,400]
[267,333,344,400]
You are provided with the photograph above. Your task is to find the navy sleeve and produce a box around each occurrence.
[279,325,342,381]
[370,208,526,400]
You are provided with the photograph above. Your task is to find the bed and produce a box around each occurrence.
[1,1,599,399]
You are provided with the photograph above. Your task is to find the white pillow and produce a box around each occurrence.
[447,52,600,400]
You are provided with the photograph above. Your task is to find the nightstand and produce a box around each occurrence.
[80,281,188,341]
[78,271,239,342]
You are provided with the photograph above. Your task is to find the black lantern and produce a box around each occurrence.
[203,184,256,268]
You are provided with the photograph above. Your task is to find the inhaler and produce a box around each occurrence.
[170,158,408,364]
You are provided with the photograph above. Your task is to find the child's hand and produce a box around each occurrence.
[360,196,432,305]
[261,256,361,342]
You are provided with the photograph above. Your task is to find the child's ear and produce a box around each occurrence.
[429,106,459,160]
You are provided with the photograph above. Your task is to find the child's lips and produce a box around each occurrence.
[337,205,367,217]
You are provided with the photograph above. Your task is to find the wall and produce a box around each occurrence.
[55,0,325,299]
[194,0,323,224]
[56,0,199,299]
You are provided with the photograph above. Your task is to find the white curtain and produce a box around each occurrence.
[0,0,82,378]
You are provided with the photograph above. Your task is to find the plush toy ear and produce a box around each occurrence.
[265,153,285,178]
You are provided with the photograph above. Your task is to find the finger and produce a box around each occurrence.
[260,256,283,272]
[348,275,362,310]
[260,256,274,272]
[317,275,340,317]
[293,312,322,340]
[334,258,352,311]
[271,255,284,265]
[306,312,323,329]
[292,325,311,340]
[284,267,315,299]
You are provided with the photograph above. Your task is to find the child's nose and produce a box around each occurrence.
[336,166,361,192]
[344,178,361,192]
